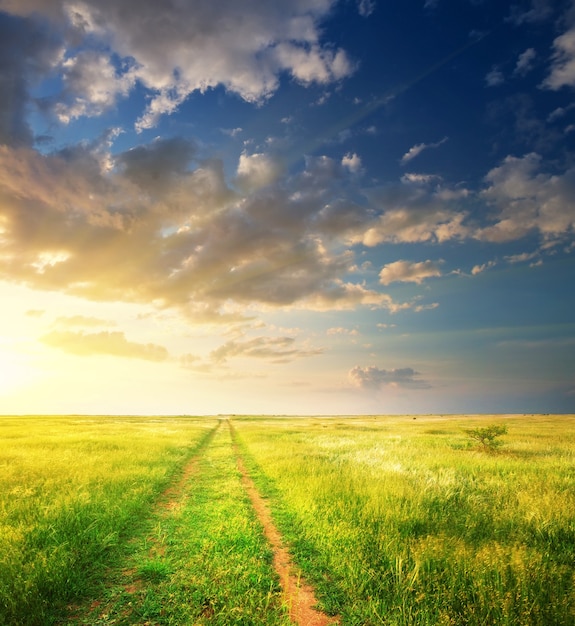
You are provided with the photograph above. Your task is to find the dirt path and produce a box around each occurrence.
[62,422,221,624]
[230,424,340,626]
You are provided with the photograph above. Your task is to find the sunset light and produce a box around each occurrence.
[0,0,574,415]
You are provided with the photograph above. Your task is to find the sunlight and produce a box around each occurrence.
[0,344,36,395]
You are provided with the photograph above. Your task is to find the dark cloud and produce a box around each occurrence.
[0,12,61,146]
[210,336,323,364]
[349,366,430,390]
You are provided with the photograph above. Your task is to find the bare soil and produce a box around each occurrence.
[235,453,340,626]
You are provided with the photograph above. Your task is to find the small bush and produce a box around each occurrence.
[465,424,508,452]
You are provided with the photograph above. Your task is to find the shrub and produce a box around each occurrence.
[465,424,508,451]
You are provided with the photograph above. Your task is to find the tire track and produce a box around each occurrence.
[61,421,221,624]
[229,420,340,626]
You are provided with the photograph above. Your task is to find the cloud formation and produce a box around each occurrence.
[0,12,61,146]
[514,48,536,77]
[379,259,443,285]
[478,153,575,243]
[41,330,169,361]
[543,24,575,89]
[400,137,448,165]
[1,0,356,129]
[349,366,430,389]
[210,335,323,364]
[2,126,571,327]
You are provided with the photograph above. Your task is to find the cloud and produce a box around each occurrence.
[357,0,375,17]
[352,181,470,245]
[485,66,504,87]
[0,141,403,319]
[507,0,553,26]
[400,137,447,165]
[54,50,136,123]
[341,152,362,174]
[542,24,575,89]
[210,335,322,364]
[25,309,45,317]
[471,260,497,275]
[0,127,572,330]
[2,0,354,129]
[0,12,62,146]
[378,260,443,285]
[514,48,536,76]
[401,173,442,185]
[41,330,169,361]
[547,103,575,122]
[413,302,439,313]
[504,251,540,264]
[348,365,430,389]
[327,326,358,336]
[235,152,283,192]
[477,153,575,244]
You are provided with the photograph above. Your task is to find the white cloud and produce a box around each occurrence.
[356,0,375,17]
[327,326,358,335]
[505,251,540,264]
[471,260,497,275]
[413,302,439,313]
[54,51,136,123]
[485,67,504,87]
[341,152,362,174]
[210,335,322,364]
[547,103,575,122]
[401,173,442,185]
[542,25,575,90]
[353,181,470,245]
[235,152,282,191]
[273,43,353,86]
[3,0,354,128]
[348,365,430,389]
[508,0,553,26]
[477,153,575,243]
[379,260,443,285]
[514,48,536,76]
[400,137,447,165]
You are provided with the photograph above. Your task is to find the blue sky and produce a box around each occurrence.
[0,0,573,415]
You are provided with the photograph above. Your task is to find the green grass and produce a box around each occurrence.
[63,420,290,625]
[0,415,215,625]
[233,414,575,625]
[3,414,574,625]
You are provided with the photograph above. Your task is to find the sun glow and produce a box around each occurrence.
[0,342,37,396]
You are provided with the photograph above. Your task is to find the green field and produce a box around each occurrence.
[1,414,574,625]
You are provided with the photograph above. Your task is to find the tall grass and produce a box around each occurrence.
[234,415,575,625]
[64,419,290,625]
[0,416,214,625]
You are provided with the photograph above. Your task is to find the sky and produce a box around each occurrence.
[0,0,574,416]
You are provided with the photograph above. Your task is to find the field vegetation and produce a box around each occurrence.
[0,416,215,624]
[1,414,574,625]
[233,414,575,625]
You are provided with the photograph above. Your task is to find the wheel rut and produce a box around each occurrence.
[229,420,340,626]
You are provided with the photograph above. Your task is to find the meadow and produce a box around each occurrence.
[1,414,574,625]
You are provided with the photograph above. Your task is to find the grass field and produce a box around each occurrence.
[1,414,574,625]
